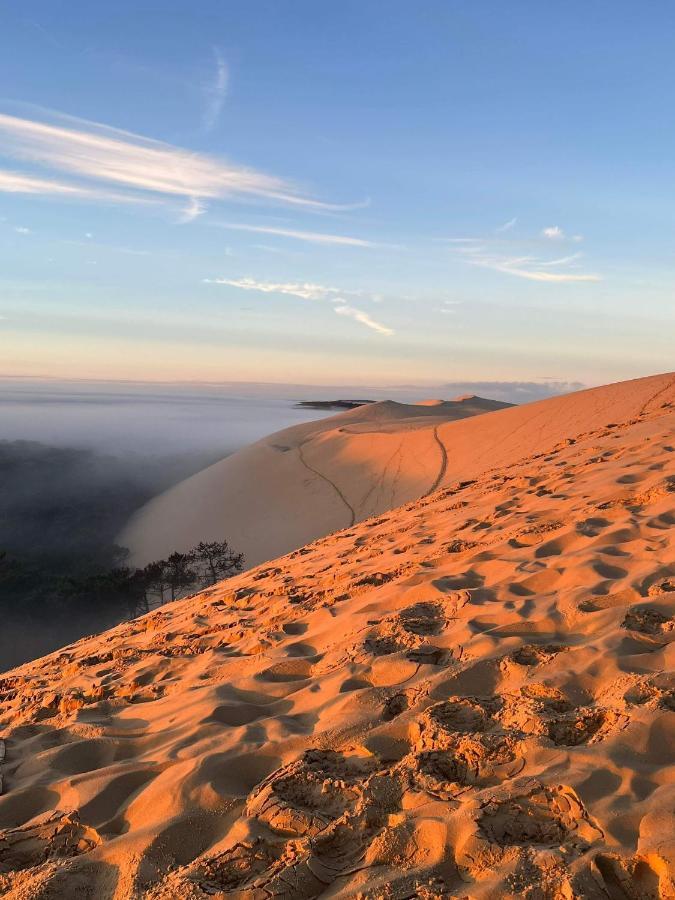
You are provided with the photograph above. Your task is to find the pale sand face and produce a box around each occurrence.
[119,396,511,569]
[0,372,673,898]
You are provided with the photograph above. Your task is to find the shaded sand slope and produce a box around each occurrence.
[0,374,673,898]
[120,396,509,568]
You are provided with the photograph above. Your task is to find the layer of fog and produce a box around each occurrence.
[0,377,582,457]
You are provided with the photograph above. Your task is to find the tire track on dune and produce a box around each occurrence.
[424,425,449,496]
[360,438,404,515]
[297,440,356,526]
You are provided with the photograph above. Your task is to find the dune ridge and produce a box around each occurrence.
[120,396,510,568]
[122,376,674,572]
[0,372,673,898]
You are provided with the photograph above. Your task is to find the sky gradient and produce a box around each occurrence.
[1,2,673,387]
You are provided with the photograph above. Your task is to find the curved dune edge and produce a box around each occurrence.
[0,373,672,898]
[120,397,511,568]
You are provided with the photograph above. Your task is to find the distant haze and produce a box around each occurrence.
[0,378,582,456]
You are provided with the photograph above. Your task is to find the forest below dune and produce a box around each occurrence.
[0,440,237,670]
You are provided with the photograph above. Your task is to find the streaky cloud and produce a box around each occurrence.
[484,264,600,283]
[448,242,601,283]
[178,196,207,224]
[0,168,151,203]
[0,108,359,212]
[203,277,340,300]
[218,222,376,247]
[205,277,395,335]
[538,252,583,267]
[333,303,394,336]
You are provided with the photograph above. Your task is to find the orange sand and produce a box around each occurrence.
[0,372,673,898]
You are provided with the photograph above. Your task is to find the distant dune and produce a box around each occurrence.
[120,395,511,568]
[1,372,673,898]
[122,375,674,570]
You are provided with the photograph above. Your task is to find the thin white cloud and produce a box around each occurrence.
[496,217,517,232]
[447,244,600,283]
[202,48,228,132]
[14,226,31,234]
[0,109,358,212]
[538,252,583,267]
[471,255,600,282]
[487,264,598,282]
[0,168,149,203]
[333,303,394,336]
[218,222,376,247]
[178,196,206,223]
[445,227,599,283]
[204,277,339,300]
[205,276,394,335]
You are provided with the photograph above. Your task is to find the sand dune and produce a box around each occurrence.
[120,395,510,568]
[0,372,673,897]
[122,376,674,572]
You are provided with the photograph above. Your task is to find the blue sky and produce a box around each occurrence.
[1,1,673,387]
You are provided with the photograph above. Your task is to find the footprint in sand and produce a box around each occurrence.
[246,749,385,837]
[0,811,101,872]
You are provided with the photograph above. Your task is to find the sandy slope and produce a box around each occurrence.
[122,376,675,572]
[120,397,510,568]
[0,372,673,898]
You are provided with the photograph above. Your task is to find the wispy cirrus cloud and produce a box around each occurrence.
[444,224,599,283]
[217,222,376,247]
[462,248,600,282]
[178,196,207,224]
[202,48,228,133]
[474,257,600,282]
[0,168,150,203]
[0,108,359,213]
[496,216,517,232]
[334,303,394,336]
[204,277,395,335]
[537,252,583,267]
[203,278,340,300]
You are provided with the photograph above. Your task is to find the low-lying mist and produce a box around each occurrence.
[0,380,340,670]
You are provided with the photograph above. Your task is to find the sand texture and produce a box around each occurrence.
[0,373,674,898]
